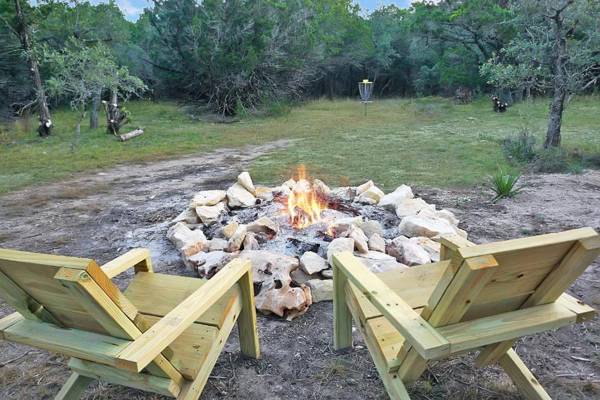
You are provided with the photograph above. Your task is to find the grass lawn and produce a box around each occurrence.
[1,96,599,194]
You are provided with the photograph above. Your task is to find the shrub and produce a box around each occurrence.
[534,147,569,173]
[489,168,524,202]
[502,130,537,163]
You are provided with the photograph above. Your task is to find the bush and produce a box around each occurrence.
[534,147,569,173]
[502,130,537,163]
[489,168,524,202]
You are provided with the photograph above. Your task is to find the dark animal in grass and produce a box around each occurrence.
[492,95,508,113]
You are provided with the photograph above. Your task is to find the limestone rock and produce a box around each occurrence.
[368,233,386,253]
[417,207,459,227]
[356,185,385,205]
[254,186,276,202]
[291,268,316,285]
[283,179,296,189]
[398,216,458,239]
[172,208,199,225]
[327,237,355,266]
[227,225,247,252]
[167,222,208,257]
[409,237,441,262]
[321,269,333,279]
[300,251,328,275]
[195,202,226,224]
[237,171,255,194]
[190,190,227,207]
[356,251,409,273]
[254,284,312,320]
[329,186,356,202]
[395,198,434,218]
[238,250,299,289]
[208,238,228,252]
[328,216,363,238]
[306,279,333,303]
[313,179,331,197]
[226,183,257,208]
[356,180,374,195]
[242,232,260,250]
[247,216,279,236]
[222,220,239,239]
[186,251,234,278]
[356,219,384,238]
[378,185,414,210]
[387,236,431,266]
[349,226,369,254]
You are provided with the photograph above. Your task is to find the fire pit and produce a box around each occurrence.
[166,166,466,320]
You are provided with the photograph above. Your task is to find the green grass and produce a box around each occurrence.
[1,96,599,194]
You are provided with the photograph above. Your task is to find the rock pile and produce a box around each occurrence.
[166,171,465,320]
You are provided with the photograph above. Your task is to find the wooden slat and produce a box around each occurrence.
[498,349,551,400]
[437,300,578,354]
[69,358,180,398]
[333,255,353,350]
[100,248,153,279]
[439,234,475,261]
[85,261,139,321]
[117,259,251,373]
[0,248,92,270]
[0,312,23,339]
[3,318,130,367]
[237,270,260,359]
[556,293,596,323]
[333,252,450,360]
[55,372,94,400]
[177,294,243,399]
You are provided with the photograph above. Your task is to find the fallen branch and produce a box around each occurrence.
[118,128,144,142]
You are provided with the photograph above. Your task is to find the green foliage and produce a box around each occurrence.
[534,147,570,173]
[489,168,523,203]
[502,130,537,164]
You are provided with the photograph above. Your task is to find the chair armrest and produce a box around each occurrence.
[116,258,251,372]
[439,234,475,261]
[101,249,153,279]
[333,252,450,360]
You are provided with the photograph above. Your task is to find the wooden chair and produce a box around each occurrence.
[0,248,260,399]
[333,227,600,399]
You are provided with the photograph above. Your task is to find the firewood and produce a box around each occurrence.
[118,129,144,142]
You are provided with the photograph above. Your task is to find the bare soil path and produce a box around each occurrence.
[0,144,599,399]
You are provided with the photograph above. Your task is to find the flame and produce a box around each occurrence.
[285,165,328,229]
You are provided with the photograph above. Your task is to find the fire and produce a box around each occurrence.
[285,165,328,229]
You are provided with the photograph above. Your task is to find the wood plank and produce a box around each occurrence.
[85,261,139,321]
[124,272,239,329]
[333,252,449,360]
[69,358,180,398]
[498,349,551,400]
[0,248,92,270]
[100,248,153,279]
[438,301,577,354]
[176,295,242,399]
[0,312,23,339]
[333,256,353,350]
[237,270,260,359]
[439,234,475,261]
[55,372,94,400]
[117,259,251,373]
[556,293,596,323]
[3,318,130,367]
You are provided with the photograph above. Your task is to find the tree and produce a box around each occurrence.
[11,0,52,136]
[45,39,146,148]
[481,0,600,147]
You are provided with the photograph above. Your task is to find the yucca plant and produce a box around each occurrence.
[490,168,524,203]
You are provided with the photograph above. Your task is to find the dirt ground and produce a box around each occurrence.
[1,142,599,400]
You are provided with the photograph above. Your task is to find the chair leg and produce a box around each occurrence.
[498,349,552,400]
[333,265,353,350]
[55,372,94,400]
[382,371,411,400]
[237,271,260,359]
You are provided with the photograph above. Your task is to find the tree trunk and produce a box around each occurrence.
[13,0,52,137]
[544,0,573,148]
[89,91,101,129]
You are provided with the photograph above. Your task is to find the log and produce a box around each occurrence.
[119,129,144,142]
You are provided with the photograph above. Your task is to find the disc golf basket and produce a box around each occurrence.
[358,79,373,116]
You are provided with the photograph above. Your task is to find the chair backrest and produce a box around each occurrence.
[424,227,600,328]
[0,248,180,381]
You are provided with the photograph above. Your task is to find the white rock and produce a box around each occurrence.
[222,220,239,239]
[409,237,441,262]
[291,268,315,285]
[242,232,260,250]
[328,216,363,238]
[283,179,296,189]
[356,180,374,195]
[356,185,385,205]
[254,284,312,320]
[417,207,459,227]
[356,219,384,238]
[378,185,414,210]
[195,202,226,224]
[395,198,435,218]
[237,171,255,194]
[329,187,356,202]
[306,279,333,302]
[190,190,227,207]
[166,222,208,257]
[368,233,386,252]
[226,183,257,208]
[172,208,199,224]
[247,216,279,235]
[327,237,355,266]
[300,251,328,275]
[238,250,299,289]
[398,216,459,239]
[227,225,247,252]
[321,269,333,279]
[349,226,369,254]
[254,186,276,201]
[313,179,331,196]
[356,251,409,273]
[186,251,235,278]
[208,238,229,251]
[387,236,431,266]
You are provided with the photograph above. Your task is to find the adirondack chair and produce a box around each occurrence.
[0,248,260,399]
[333,227,600,400]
